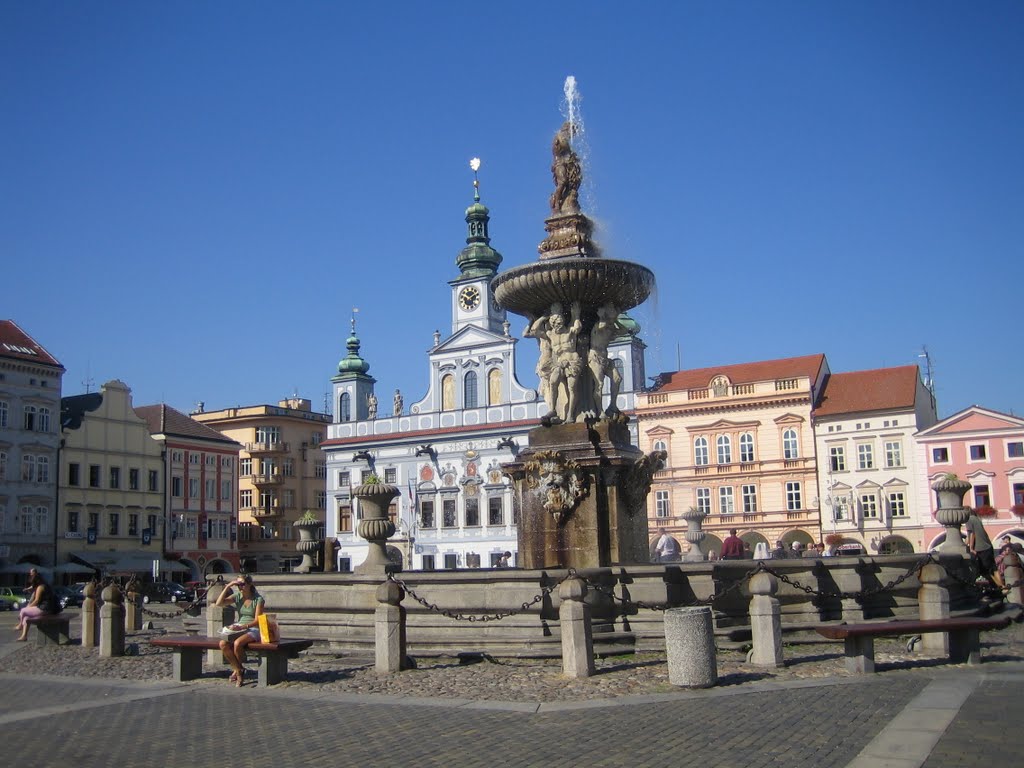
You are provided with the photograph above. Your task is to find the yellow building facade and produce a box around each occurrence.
[192,398,330,573]
[635,355,829,557]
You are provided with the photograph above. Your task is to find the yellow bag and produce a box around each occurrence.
[257,613,279,643]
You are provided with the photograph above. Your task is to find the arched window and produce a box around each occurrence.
[694,437,709,466]
[717,435,732,464]
[487,368,502,405]
[339,392,351,422]
[783,429,799,459]
[653,439,669,466]
[464,371,478,408]
[739,433,755,463]
[441,374,455,411]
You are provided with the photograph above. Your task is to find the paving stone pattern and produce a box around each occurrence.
[5,676,926,768]
[921,677,1022,766]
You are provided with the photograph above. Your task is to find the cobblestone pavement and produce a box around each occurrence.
[1,607,1021,767]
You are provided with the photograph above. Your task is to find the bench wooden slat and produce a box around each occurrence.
[149,636,314,687]
[816,616,1010,640]
[151,636,313,653]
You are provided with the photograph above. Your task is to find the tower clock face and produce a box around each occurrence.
[458,286,481,311]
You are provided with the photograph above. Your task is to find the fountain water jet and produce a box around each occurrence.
[495,79,664,569]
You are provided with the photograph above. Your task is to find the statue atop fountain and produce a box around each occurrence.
[494,77,663,569]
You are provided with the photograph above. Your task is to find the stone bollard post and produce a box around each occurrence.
[375,580,408,673]
[559,577,595,678]
[1004,554,1023,606]
[81,581,99,648]
[124,583,142,633]
[206,582,235,667]
[664,606,717,687]
[99,584,126,658]
[747,572,783,667]
[917,562,950,654]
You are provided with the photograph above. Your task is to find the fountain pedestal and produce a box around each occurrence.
[505,419,660,570]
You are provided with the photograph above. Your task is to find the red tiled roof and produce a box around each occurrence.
[135,404,240,445]
[655,354,826,392]
[814,366,921,416]
[0,319,64,369]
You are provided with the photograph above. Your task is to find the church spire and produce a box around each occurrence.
[336,308,370,376]
[455,157,503,279]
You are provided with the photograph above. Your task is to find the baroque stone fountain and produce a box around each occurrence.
[494,77,664,570]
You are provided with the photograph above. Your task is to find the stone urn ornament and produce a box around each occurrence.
[292,510,323,573]
[932,474,971,554]
[681,505,709,562]
[352,475,401,575]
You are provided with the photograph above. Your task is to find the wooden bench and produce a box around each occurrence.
[150,636,314,687]
[816,616,1012,673]
[27,614,71,646]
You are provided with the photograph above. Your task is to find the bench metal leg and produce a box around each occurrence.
[258,652,288,687]
[171,648,205,681]
[948,629,981,665]
[844,636,875,674]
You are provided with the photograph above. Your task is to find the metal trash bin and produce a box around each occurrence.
[664,605,717,688]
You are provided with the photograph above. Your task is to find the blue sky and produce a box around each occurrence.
[3,2,1022,419]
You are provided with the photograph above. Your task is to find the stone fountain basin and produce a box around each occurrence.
[492,257,655,318]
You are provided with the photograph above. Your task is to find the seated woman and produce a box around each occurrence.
[14,568,57,641]
[215,575,265,687]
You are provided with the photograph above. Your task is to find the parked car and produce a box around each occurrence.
[0,586,28,611]
[138,581,190,604]
[53,585,84,609]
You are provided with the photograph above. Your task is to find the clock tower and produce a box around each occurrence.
[450,162,505,334]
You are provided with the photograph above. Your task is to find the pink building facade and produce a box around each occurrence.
[918,405,1024,549]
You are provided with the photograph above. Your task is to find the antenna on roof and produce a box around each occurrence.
[82,362,94,393]
[323,390,332,417]
[918,345,935,395]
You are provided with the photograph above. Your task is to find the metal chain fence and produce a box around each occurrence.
[387,571,572,622]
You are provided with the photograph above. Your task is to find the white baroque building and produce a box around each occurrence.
[321,186,646,571]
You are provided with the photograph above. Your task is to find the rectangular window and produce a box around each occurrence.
[317,491,326,509]
[829,446,846,472]
[785,481,802,511]
[68,510,79,533]
[696,487,711,515]
[889,492,907,518]
[171,450,183,463]
[185,516,197,538]
[861,494,878,519]
[442,498,457,528]
[88,512,99,531]
[969,444,987,461]
[338,471,350,487]
[129,468,139,490]
[189,478,199,498]
[974,485,991,507]
[932,447,949,463]
[384,467,397,484]
[360,469,374,483]
[419,499,435,528]
[857,444,874,470]
[108,513,119,536]
[0,400,7,428]
[719,486,735,514]
[68,463,80,486]
[89,464,101,488]
[833,497,849,521]
[128,513,138,536]
[282,458,294,477]
[172,476,183,497]
[421,554,435,571]
[189,452,200,464]
[37,407,50,432]
[23,405,36,430]
[0,450,5,481]
[465,497,480,527]
[655,490,670,518]
[1014,483,1024,506]
[315,461,327,479]
[148,469,159,491]
[884,441,903,468]
[256,425,281,444]
[1008,442,1024,459]
[147,514,157,535]
[488,496,503,526]
[240,458,252,476]
[338,504,352,532]
[221,479,231,500]
[206,478,216,499]
[444,553,458,570]
[742,484,758,513]
[240,489,252,508]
